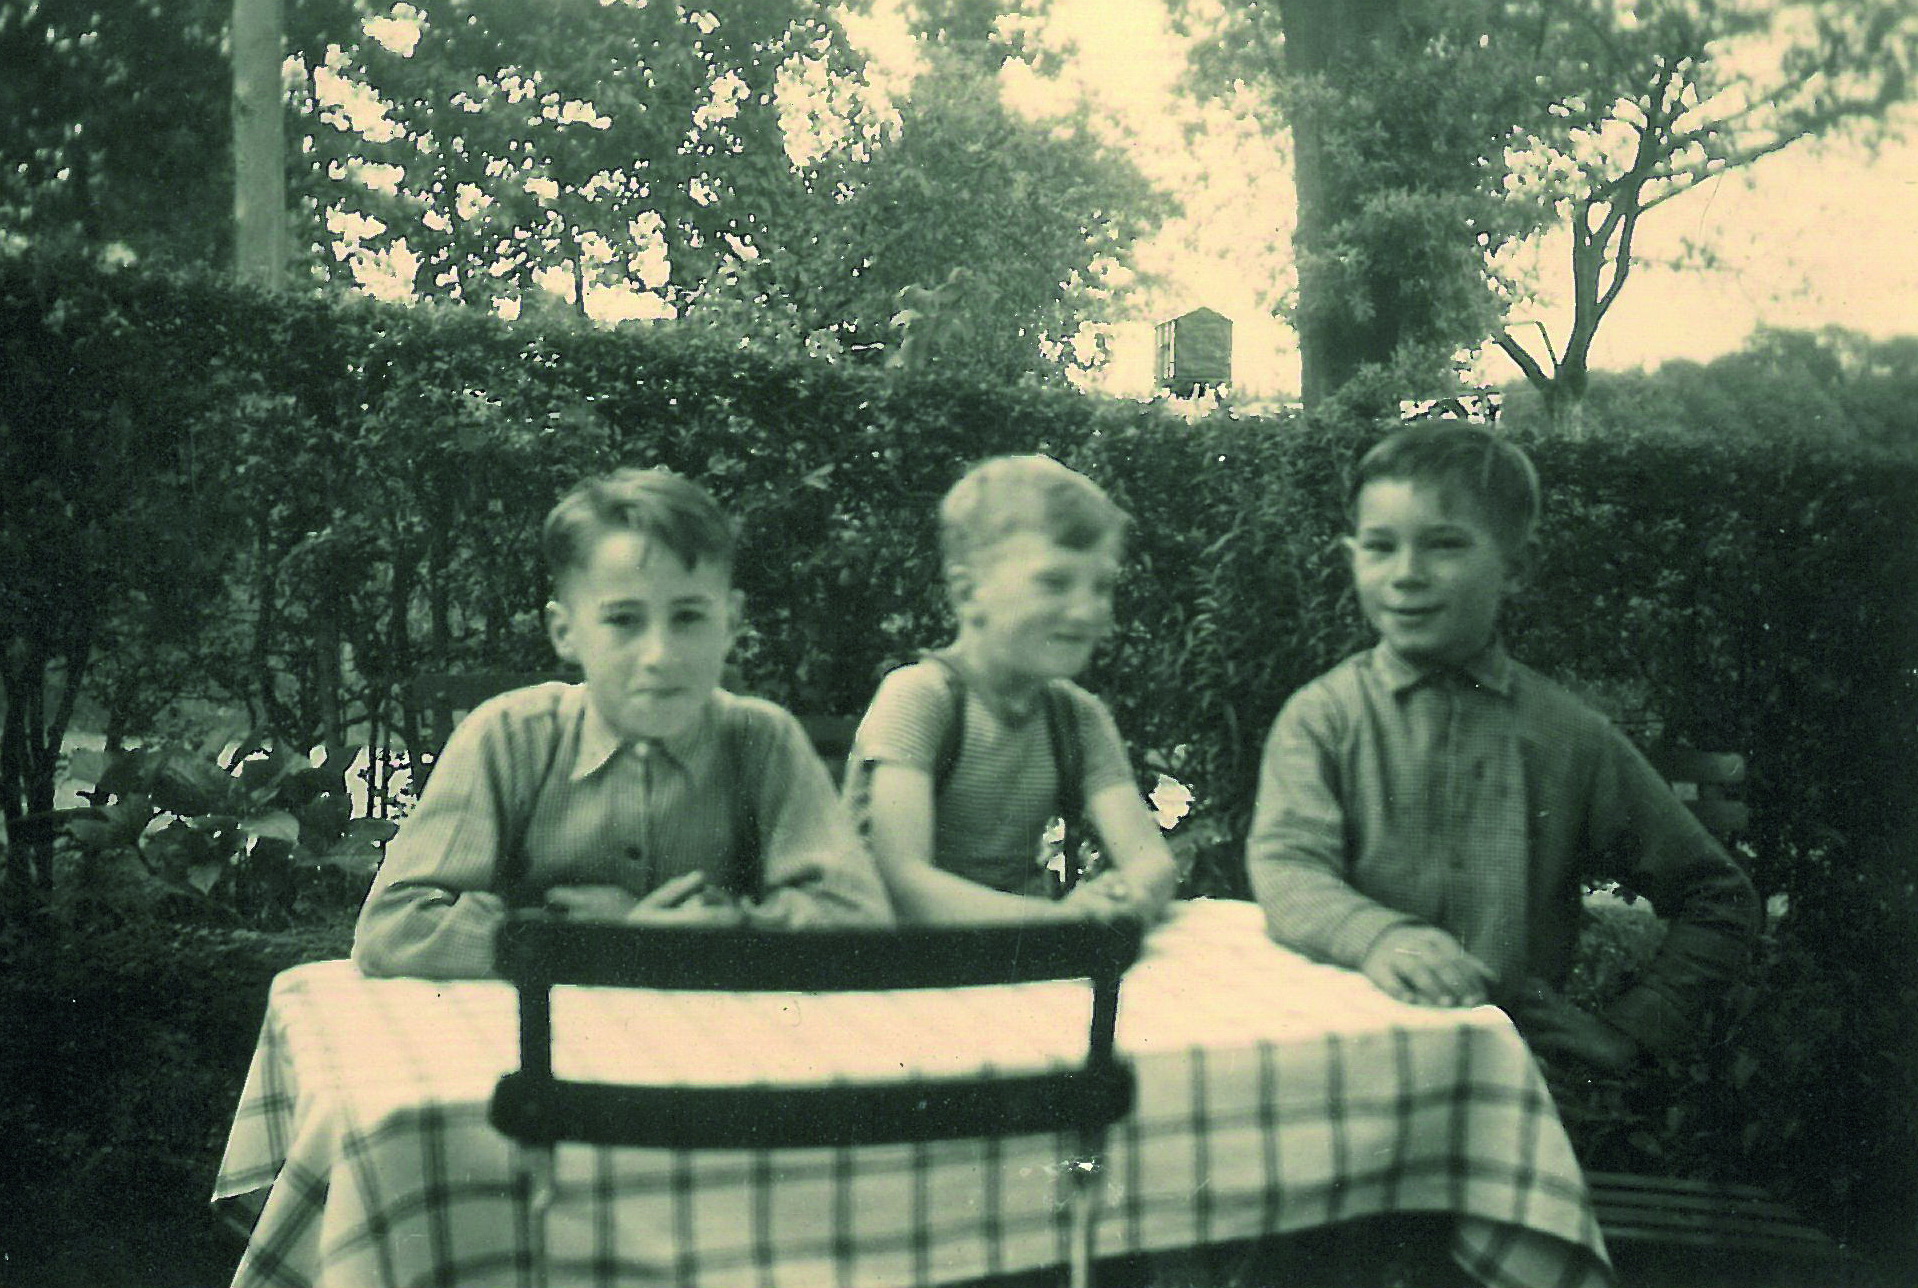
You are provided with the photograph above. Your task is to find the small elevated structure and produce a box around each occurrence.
[1154,307,1233,398]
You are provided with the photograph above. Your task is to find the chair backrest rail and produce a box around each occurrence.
[494,919,1140,993]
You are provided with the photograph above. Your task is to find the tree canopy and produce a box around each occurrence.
[311,0,865,312]
[1180,0,1918,420]
[0,0,357,263]
[1492,0,1918,429]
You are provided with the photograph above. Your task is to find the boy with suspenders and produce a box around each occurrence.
[847,456,1177,926]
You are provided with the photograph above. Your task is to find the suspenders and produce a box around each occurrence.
[492,710,762,907]
[919,653,1089,895]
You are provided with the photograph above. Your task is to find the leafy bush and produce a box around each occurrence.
[52,736,394,929]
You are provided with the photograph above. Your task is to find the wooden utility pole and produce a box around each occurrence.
[231,0,286,288]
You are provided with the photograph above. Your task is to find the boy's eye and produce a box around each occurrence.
[605,612,645,630]
[1357,538,1395,555]
[1037,573,1072,593]
[672,609,710,627]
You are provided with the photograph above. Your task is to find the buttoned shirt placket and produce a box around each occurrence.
[624,740,657,888]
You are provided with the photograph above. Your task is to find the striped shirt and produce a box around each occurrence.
[847,659,1134,896]
[352,684,892,978]
[1246,642,1760,1057]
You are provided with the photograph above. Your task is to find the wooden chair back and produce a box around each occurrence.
[488,918,1142,1288]
[489,918,1141,1151]
[409,670,563,785]
[1648,745,1750,841]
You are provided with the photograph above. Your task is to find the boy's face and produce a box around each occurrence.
[1346,477,1521,669]
[954,528,1121,685]
[545,528,741,742]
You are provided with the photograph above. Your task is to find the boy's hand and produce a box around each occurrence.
[1061,872,1150,925]
[544,884,640,922]
[1362,926,1498,1007]
[624,871,744,927]
[1505,980,1642,1075]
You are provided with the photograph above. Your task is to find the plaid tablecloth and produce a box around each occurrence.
[214,899,1612,1288]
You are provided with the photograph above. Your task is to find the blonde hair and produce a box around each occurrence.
[938,455,1128,572]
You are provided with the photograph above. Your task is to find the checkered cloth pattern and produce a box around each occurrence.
[214,899,1613,1288]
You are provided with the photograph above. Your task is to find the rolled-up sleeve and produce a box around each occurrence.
[1587,729,1761,1056]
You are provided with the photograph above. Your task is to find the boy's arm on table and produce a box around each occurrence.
[739,708,895,928]
[1583,728,1763,1059]
[1070,694,1178,924]
[851,668,1080,925]
[1245,687,1418,964]
[860,760,1082,924]
[351,706,520,979]
[1244,688,1491,1005]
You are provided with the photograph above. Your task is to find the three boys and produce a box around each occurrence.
[359,431,1758,1088]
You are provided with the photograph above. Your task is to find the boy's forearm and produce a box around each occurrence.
[749,855,895,927]
[1248,853,1419,968]
[1602,919,1756,1057]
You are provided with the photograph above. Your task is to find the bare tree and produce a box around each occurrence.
[1494,0,1916,432]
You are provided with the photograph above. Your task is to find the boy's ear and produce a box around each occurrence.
[544,599,578,663]
[1504,539,1538,592]
[946,561,976,609]
[726,588,746,637]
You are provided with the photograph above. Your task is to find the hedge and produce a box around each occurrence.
[3,250,1915,1272]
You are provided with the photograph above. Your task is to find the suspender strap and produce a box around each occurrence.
[1042,686,1086,892]
[494,723,564,910]
[920,652,968,793]
[920,652,1088,895]
[724,715,763,898]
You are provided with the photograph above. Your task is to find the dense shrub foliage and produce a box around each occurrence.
[3,252,1916,1272]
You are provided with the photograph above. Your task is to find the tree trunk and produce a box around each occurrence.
[232,0,286,288]
[1280,0,1403,412]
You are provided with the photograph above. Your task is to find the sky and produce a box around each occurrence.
[853,0,1918,400]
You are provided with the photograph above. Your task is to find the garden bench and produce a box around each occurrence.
[1581,746,1845,1283]
[409,670,860,785]
[1585,1170,1841,1280]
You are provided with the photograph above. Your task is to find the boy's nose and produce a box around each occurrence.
[1389,549,1429,584]
[1068,587,1113,623]
[636,626,673,668]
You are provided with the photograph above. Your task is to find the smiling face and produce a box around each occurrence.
[953,529,1122,689]
[544,527,741,742]
[1346,477,1522,669]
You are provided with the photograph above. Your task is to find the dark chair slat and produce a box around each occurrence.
[491,1065,1135,1152]
[495,919,1141,993]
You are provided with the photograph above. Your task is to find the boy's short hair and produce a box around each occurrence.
[938,455,1128,570]
[1348,424,1541,555]
[543,466,736,589]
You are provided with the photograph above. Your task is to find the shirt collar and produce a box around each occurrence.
[1372,638,1515,698]
[572,689,719,780]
